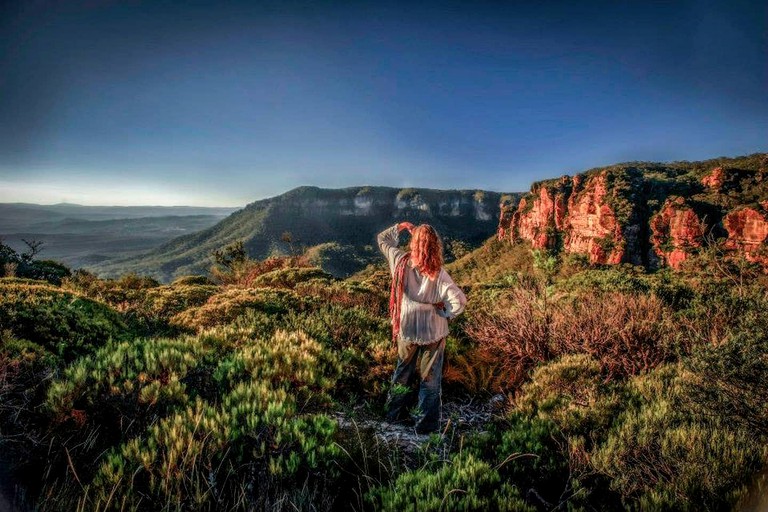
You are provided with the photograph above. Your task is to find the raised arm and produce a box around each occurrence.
[377,222,413,272]
[436,270,467,319]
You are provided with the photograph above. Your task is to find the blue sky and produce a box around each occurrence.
[0,0,765,206]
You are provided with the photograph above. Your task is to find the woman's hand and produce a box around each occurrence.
[398,222,415,233]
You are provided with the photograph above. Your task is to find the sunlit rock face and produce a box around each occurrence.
[497,155,768,272]
[473,197,492,221]
[650,197,707,270]
[504,173,630,264]
[512,187,558,249]
[353,195,374,215]
[701,166,726,190]
[395,192,431,214]
[724,206,768,267]
[564,173,625,264]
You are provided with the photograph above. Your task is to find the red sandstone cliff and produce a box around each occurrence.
[499,158,768,271]
[501,172,632,264]
[723,206,768,267]
[650,197,707,270]
[509,185,563,250]
[563,173,625,264]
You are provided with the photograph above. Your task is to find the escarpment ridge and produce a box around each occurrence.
[498,153,768,270]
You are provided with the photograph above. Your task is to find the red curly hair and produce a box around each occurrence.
[409,224,443,279]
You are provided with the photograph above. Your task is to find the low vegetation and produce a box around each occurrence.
[1,235,767,511]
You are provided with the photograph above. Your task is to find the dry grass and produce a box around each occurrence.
[465,285,553,390]
[550,292,673,378]
[465,285,675,390]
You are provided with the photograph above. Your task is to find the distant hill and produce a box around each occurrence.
[92,186,521,281]
[0,204,238,233]
[0,204,238,269]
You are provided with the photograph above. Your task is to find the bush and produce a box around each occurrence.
[366,452,534,512]
[170,288,313,331]
[516,354,626,443]
[171,275,215,286]
[89,384,339,511]
[141,284,219,321]
[557,267,652,295]
[591,365,766,510]
[46,335,212,436]
[683,330,768,438]
[467,283,676,390]
[214,329,341,406]
[494,414,569,501]
[22,259,72,285]
[550,292,675,378]
[250,266,334,289]
[0,281,126,362]
[293,279,387,317]
[465,284,552,389]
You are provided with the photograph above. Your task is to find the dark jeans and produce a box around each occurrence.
[385,337,445,434]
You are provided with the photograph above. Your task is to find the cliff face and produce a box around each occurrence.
[498,153,768,270]
[564,173,626,264]
[95,186,521,281]
[510,186,561,250]
[650,197,706,270]
[502,172,638,265]
[723,205,768,266]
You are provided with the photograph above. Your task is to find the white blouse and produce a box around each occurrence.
[377,224,467,345]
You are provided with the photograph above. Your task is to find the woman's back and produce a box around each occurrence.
[377,224,467,345]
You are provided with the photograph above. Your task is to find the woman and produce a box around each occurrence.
[377,221,467,434]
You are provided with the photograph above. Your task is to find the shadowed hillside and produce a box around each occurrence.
[93,186,521,281]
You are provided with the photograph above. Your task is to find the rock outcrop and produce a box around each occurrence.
[563,173,626,264]
[701,167,725,190]
[723,206,768,266]
[498,154,768,271]
[510,186,560,250]
[501,172,635,265]
[650,197,707,269]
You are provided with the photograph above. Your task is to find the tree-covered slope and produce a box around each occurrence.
[92,186,521,281]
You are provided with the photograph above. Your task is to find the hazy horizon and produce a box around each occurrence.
[2,148,765,208]
[1,1,766,206]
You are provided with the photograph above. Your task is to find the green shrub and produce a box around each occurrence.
[293,279,388,317]
[0,276,50,286]
[90,385,339,511]
[683,331,768,438]
[250,266,334,289]
[280,305,392,397]
[22,259,72,285]
[557,267,652,295]
[0,281,126,362]
[214,329,341,406]
[366,452,534,512]
[495,413,568,495]
[170,288,313,331]
[516,354,626,443]
[591,364,766,510]
[141,284,219,321]
[170,274,215,286]
[46,336,212,433]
